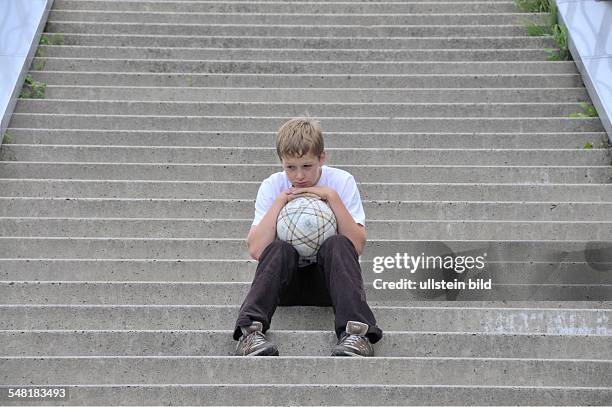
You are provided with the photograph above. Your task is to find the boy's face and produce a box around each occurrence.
[281,151,326,188]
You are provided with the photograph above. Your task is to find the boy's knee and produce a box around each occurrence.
[317,235,358,265]
[320,234,356,253]
[260,239,298,260]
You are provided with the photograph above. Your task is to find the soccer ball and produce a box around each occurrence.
[276,195,337,261]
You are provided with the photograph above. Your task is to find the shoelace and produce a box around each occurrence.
[244,331,267,349]
[340,334,368,351]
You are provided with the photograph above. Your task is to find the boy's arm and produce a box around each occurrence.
[325,192,367,256]
[246,191,291,261]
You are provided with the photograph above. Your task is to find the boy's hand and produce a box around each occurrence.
[287,186,339,202]
[276,189,319,206]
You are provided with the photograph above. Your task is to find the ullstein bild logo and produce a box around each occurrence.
[371,252,491,291]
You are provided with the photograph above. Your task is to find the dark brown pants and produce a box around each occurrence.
[233,234,383,344]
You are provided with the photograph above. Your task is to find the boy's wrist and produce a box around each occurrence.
[276,192,289,205]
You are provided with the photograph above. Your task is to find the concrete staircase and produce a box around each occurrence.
[1,0,611,405]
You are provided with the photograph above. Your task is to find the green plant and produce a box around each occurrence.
[545,23,570,61]
[583,142,593,149]
[569,103,598,118]
[515,0,551,13]
[2,132,14,144]
[548,0,559,26]
[186,73,193,87]
[516,0,571,60]
[524,22,549,36]
[40,34,64,45]
[35,47,45,58]
[19,75,47,99]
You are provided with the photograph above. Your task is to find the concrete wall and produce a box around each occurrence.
[0,0,55,139]
[558,0,612,142]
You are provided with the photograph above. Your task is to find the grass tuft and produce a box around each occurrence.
[515,0,551,12]
[568,103,599,118]
[19,75,47,99]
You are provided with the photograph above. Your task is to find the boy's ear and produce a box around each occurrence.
[319,151,326,164]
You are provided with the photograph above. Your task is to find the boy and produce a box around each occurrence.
[232,116,383,356]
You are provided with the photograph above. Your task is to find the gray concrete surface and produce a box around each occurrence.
[1,0,611,404]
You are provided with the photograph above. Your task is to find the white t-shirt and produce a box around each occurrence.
[252,165,366,227]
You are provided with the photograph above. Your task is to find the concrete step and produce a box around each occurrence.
[3,330,610,359]
[47,11,545,26]
[38,86,590,103]
[1,259,610,284]
[6,129,607,149]
[1,356,609,387]
[50,1,520,13]
[1,237,610,261]
[2,217,612,241]
[2,162,611,184]
[44,21,531,37]
[8,115,604,133]
[2,180,612,201]
[38,45,552,62]
[1,279,611,303]
[30,72,585,88]
[3,198,612,221]
[13,100,591,118]
[50,33,558,49]
[31,57,579,74]
[2,303,609,333]
[0,383,609,406]
[2,145,609,166]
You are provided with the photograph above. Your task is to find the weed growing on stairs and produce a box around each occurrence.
[40,34,64,46]
[34,35,64,68]
[2,132,14,144]
[516,0,570,61]
[516,0,551,12]
[546,24,570,61]
[525,23,548,36]
[568,103,598,118]
[19,75,47,99]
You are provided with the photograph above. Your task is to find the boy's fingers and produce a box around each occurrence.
[298,192,322,200]
[286,192,321,201]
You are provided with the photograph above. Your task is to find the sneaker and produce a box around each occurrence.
[331,321,374,357]
[235,321,279,356]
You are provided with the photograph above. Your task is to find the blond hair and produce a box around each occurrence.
[276,115,324,160]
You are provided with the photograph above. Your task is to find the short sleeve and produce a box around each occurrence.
[341,175,366,226]
[252,177,276,226]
